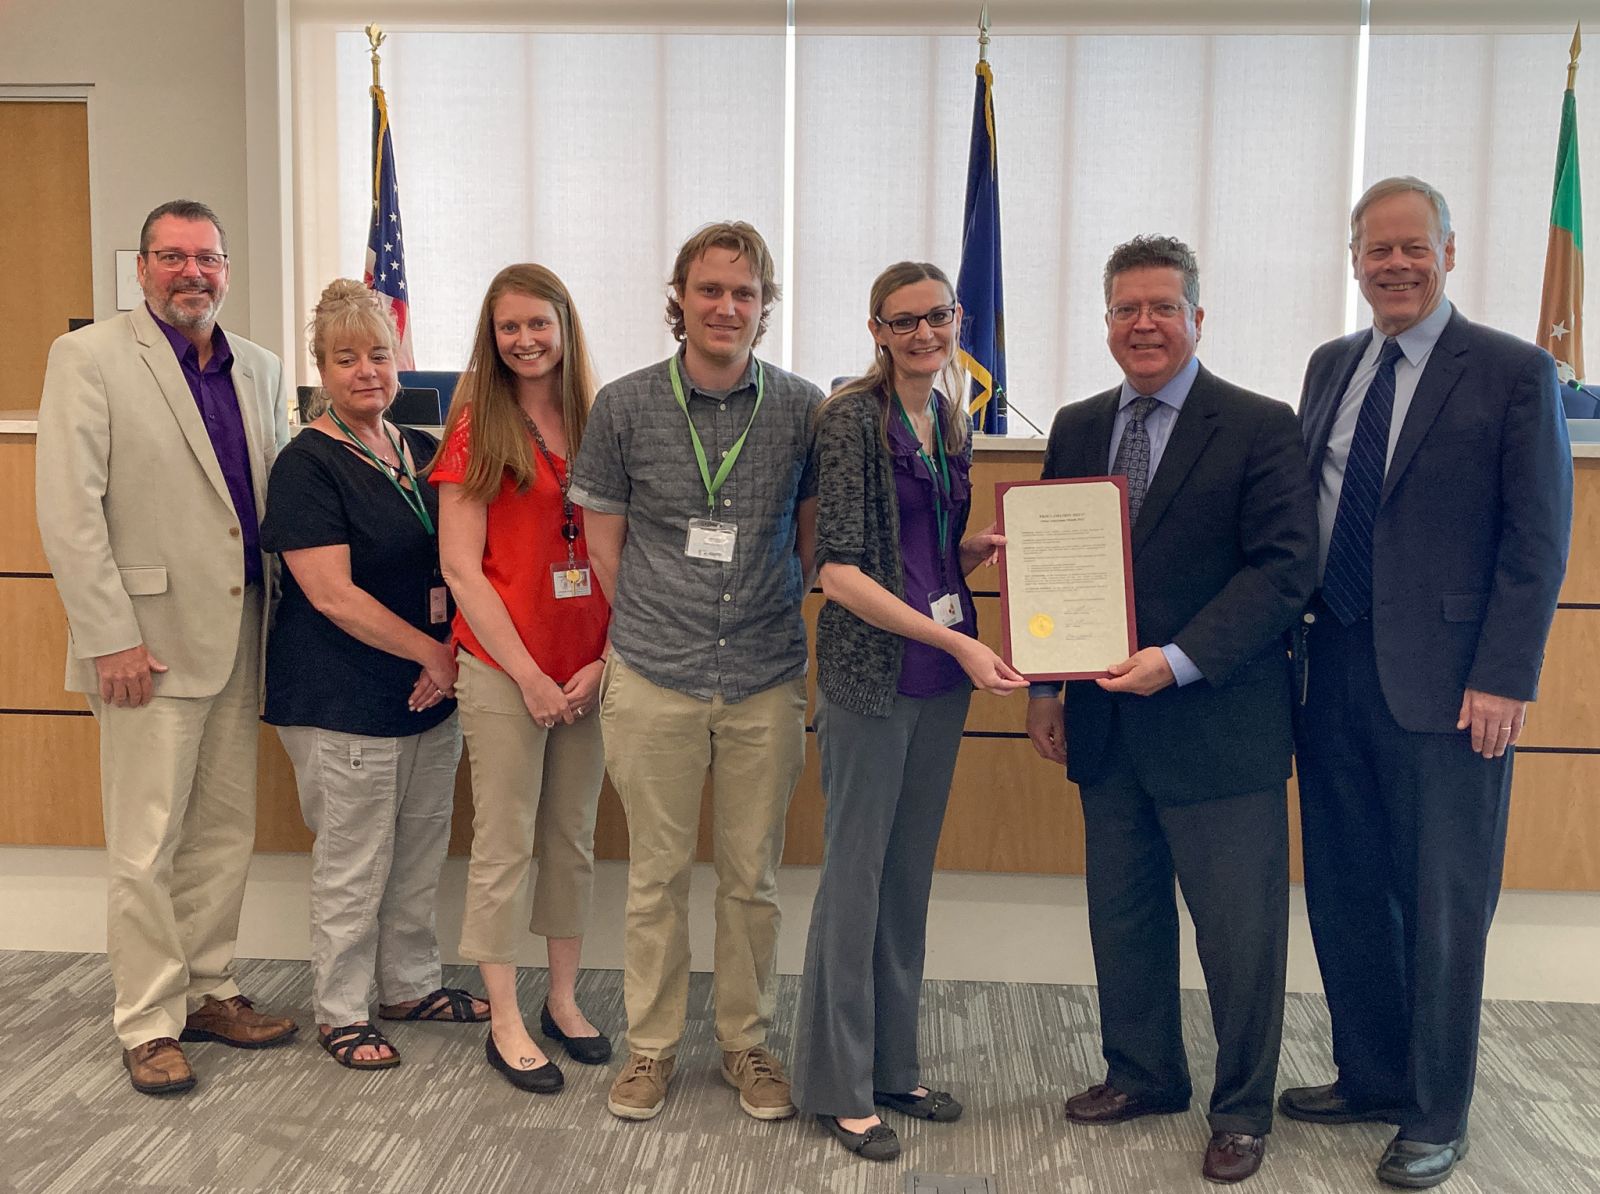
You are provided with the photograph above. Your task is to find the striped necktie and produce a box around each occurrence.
[1321,337,1405,625]
[1113,394,1159,525]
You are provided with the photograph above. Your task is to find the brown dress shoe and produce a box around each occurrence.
[180,995,298,1048]
[1064,1082,1189,1124]
[1203,1131,1266,1183]
[124,1037,196,1095]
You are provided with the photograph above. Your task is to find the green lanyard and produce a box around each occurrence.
[329,410,435,536]
[669,355,765,514]
[895,394,951,557]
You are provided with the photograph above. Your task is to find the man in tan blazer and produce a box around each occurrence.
[36,200,296,1095]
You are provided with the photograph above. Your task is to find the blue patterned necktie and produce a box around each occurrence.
[1321,337,1405,625]
[1113,394,1159,524]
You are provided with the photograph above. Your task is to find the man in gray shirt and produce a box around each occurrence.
[571,221,821,1124]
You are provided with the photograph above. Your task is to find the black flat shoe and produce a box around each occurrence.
[1279,1082,1404,1125]
[820,1114,901,1161]
[874,1088,963,1122]
[539,1001,613,1065]
[1376,1133,1469,1189]
[485,1030,564,1093]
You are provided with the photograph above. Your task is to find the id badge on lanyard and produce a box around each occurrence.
[671,355,763,562]
[552,562,593,598]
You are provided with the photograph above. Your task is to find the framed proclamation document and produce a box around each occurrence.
[994,477,1138,680]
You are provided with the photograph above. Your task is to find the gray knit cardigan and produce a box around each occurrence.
[812,387,972,718]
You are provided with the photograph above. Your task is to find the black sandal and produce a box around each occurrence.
[874,1087,963,1122]
[319,1023,402,1070]
[378,987,489,1023]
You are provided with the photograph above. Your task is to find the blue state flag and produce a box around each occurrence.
[957,59,1006,435]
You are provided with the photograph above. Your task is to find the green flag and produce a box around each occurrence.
[1538,26,1584,384]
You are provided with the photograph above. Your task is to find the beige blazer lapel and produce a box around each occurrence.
[230,356,271,520]
[130,303,234,513]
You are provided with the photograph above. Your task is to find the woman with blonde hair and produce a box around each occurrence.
[262,278,486,1071]
[431,264,611,1094]
[792,262,1027,1158]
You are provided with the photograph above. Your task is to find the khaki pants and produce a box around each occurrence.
[600,654,807,1060]
[89,589,261,1049]
[278,717,462,1027]
[456,651,605,961]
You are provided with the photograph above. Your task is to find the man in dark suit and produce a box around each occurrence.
[1283,176,1572,1189]
[1026,235,1317,1184]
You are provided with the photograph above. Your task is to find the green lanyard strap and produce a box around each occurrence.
[669,355,765,514]
[895,394,952,558]
[329,410,435,536]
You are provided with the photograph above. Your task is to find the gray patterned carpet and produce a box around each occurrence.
[2,952,1596,1193]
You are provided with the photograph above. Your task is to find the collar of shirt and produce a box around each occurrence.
[1374,296,1453,369]
[886,390,950,460]
[149,303,233,375]
[1118,353,1199,413]
[675,343,757,401]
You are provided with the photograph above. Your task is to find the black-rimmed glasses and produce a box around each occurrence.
[875,305,958,335]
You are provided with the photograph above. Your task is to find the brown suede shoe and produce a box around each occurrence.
[180,995,297,1049]
[124,1037,196,1095]
[721,1045,797,1120]
[1203,1131,1266,1183]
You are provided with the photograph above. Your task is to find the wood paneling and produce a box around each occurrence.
[0,714,102,845]
[1519,608,1600,749]
[0,102,93,410]
[0,437,49,573]
[0,577,85,711]
[1557,461,1600,605]
[1503,754,1600,891]
[4,442,1599,893]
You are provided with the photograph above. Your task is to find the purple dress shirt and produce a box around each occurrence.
[888,411,977,697]
[151,308,262,586]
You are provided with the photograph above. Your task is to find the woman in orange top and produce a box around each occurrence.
[432,264,611,1094]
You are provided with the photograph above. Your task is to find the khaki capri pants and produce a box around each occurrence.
[455,650,606,960]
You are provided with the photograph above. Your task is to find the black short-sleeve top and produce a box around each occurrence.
[261,424,454,738]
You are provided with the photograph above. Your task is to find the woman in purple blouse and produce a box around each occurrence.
[791,261,1028,1160]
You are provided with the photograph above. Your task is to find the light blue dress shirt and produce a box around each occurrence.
[1031,355,1203,700]
[1316,298,1454,579]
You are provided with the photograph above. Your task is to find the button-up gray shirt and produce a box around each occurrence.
[570,347,822,701]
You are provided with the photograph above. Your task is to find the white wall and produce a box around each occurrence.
[0,0,268,341]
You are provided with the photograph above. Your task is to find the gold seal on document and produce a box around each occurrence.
[1028,614,1054,639]
[567,568,582,585]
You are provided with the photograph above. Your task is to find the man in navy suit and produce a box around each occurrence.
[1028,236,1317,1184]
[1283,176,1572,1189]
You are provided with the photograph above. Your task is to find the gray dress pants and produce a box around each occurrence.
[792,685,971,1117]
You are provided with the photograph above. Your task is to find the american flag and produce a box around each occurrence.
[364,82,415,369]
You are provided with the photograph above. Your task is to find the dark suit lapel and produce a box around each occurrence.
[1381,308,1469,505]
[1083,389,1119,478]
[1305,336,1369,466]
[1131,365,1218,558]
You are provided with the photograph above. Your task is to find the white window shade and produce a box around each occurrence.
[793,29,1357,430]
[1363,29,1598,372]
[293,25,785,381]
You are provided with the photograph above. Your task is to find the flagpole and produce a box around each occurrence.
[1537,22,1585,386]
[362,21,416,369]
[367,23,385,93]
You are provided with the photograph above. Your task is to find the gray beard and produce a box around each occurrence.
[156,288,224,331]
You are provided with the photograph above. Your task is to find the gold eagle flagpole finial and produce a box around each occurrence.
[366,23,386,92]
